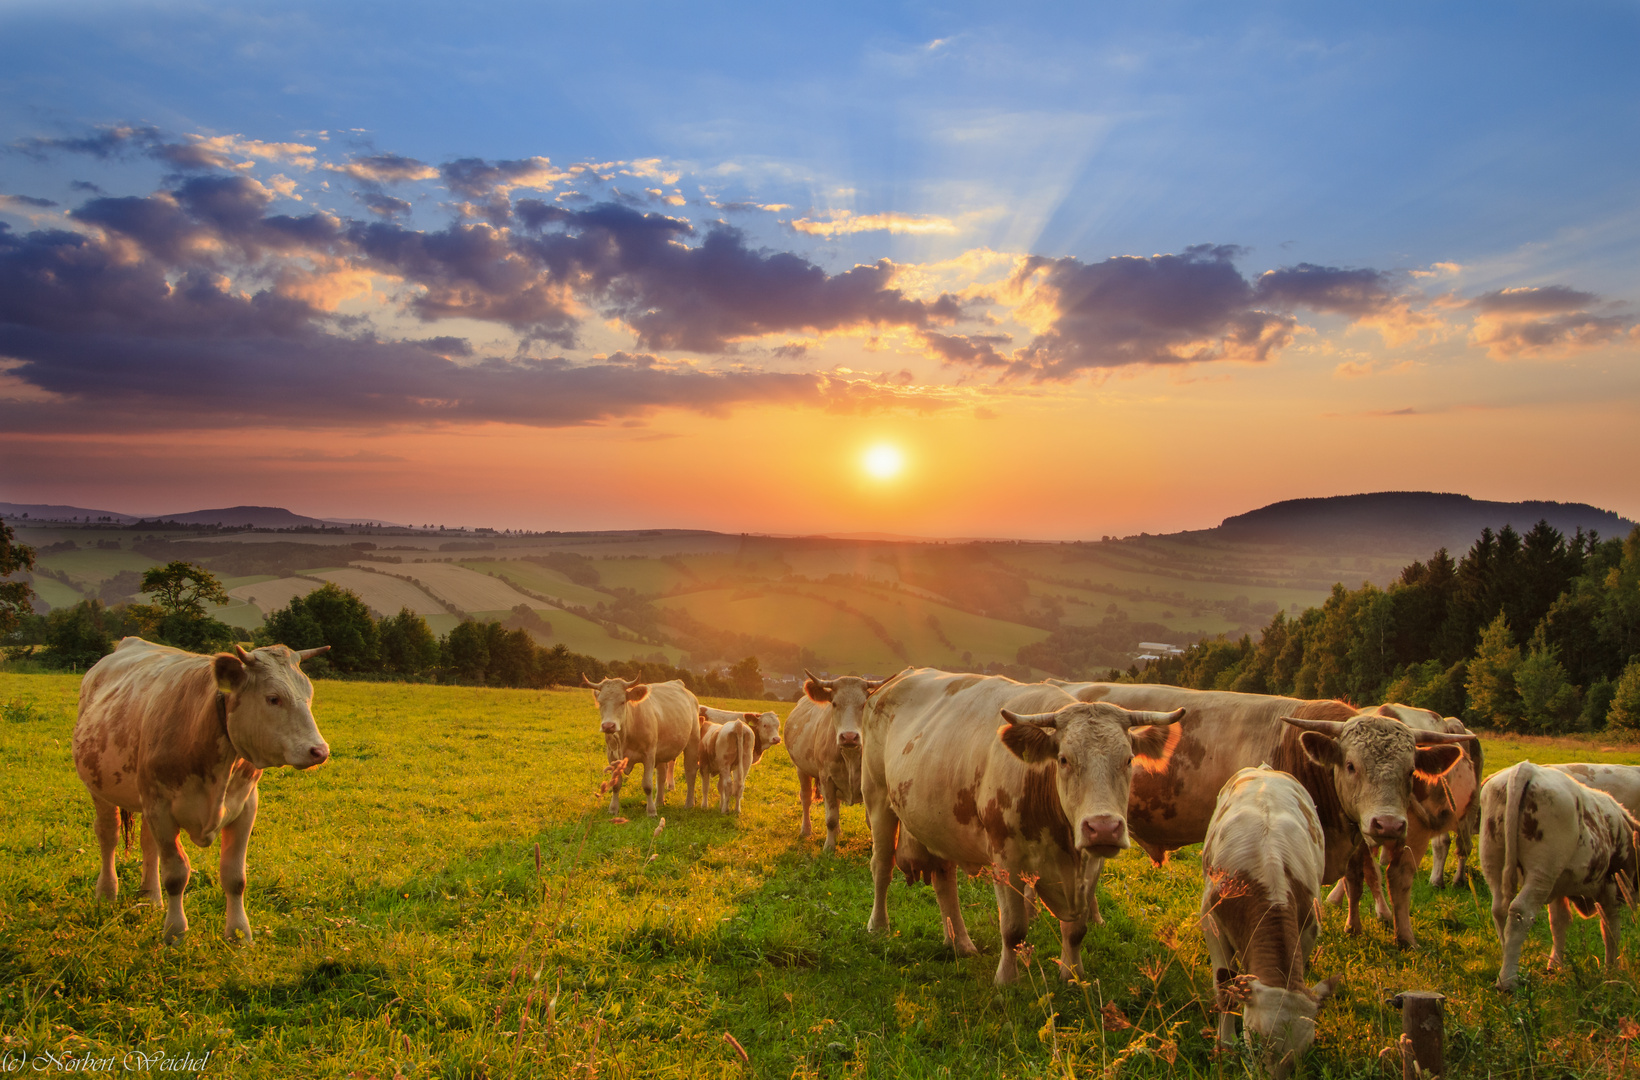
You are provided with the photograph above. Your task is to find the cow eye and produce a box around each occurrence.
[266,694,281,707]
[1345,761,1355,774]
[1057,754,1069,768]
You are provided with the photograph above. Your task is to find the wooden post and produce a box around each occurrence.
[1390,991,1446,1078]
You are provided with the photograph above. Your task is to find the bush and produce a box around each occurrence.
[1607,659,1640,732]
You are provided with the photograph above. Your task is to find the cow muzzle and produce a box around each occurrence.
[1079,814,1127,857]
[601,721,618,734]
[837,731,860,749]
[1367,814,1407,843]
[296,742,330,769]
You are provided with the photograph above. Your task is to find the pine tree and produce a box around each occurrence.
[1608,659,1640,732]
[1466,612,1522,730]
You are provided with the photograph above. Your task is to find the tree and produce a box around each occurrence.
[727,655,765,698]
[1607,659,1640,732]
[379,608,440,677]
[258,583,379,674]
[1,520,38,641]
[444,620,491,682]
[1515,625,1580,732]
[39,600,141,670]
[1466,613,1522,729]
[132,561,235,652]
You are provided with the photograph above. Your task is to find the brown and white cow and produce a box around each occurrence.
[1546,762,1640,819]
[1201,766,1340,1080]
[698,706,758,813]
[72,637,331,944]
[585,676,700,816]
[1056,683,1474,947]
[860,668,1184,984]
[1325,703,1484,948]
[1479,761,1640,990]
[785,671,885,852]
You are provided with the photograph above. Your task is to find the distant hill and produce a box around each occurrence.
[1208,492,1637,555]
[0,501,139,523]
[1,502,401,529]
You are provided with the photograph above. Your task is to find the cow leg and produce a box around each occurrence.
[821,778,842,854]
[930,863,978,959]
[661,760,675,792]
[683,738,699,810]
[1451,820,1473,888]
[139,815,161,903]
[1546,896,1571,970]
[1200,910,1238,1047]
[1386,842,1421,949]
[1367,848,1394,924]
[220,786,257,943]
[719,761,731,813]
[642,753,660,816]
[992,876,1029,984]
[1497,872,1552,990]
[1340,845,1366,936]
[1056,918,1088,982]
[1429,833,1451,888]
[607,756,625,815]
[866,812,900,934]
[797,773,814,838]
[91,796,121,901]
[1598,900,1624,971]
[148,812,192,944]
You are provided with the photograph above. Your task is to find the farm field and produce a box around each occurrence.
[3,673,1638,1078]
[461,560,611,610]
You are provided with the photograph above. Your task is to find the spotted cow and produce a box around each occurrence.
[784,671,885,852]
[585,676,700,816]
[1479,761,1640,990]
[860,668,1185,984]
[697,706,764,813]
[1201,766,1340,1079]
[72,637,331,944]
[1056,683,1474,947]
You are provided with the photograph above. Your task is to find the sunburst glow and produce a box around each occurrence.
[863,444,905,480]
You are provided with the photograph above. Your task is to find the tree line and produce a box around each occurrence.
[1114,522,1640,732]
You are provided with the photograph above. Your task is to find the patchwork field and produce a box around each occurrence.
[3,672,1637,1079]
[395,562,543,614]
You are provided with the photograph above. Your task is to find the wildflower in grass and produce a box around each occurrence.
[1013,942,1036,969]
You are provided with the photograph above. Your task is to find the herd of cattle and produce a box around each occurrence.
[67,637,1640,1077]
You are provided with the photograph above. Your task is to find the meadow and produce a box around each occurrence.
[2,673,1639,1079]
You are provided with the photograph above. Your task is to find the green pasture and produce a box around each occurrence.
[2,673,1638,1078]
[460,561,612,610]
[32,547,161,587]
[468,608,685,665]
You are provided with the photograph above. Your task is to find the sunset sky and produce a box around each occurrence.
[2,2,1636,538]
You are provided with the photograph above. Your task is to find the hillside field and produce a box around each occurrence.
[3,673,1639,1078]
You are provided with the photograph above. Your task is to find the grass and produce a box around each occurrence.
[3,673,1639,1078]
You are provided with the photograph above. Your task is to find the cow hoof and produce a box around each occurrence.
[1344,921,1362,937]
[224,926,253,945]
[1495,977,1519,993]
[1396,937,1416,951]
[953,942,980,958]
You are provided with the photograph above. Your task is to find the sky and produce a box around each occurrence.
[1,1,1636,539]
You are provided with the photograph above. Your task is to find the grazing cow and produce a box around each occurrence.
[1326,703,1484,948]
[1479,761,1640,990]
[585,676,700,816]
[1201,766,1340,1079]
[1056,683,1474,947]
[1547,762,1640,819]
[785,671,885,852]
[72,637,331,944]
[660,708,780,792]
[860,668,1185,984]
[697,706,758,813]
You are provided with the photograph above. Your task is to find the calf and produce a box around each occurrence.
[1201,766,1340,1079]
[784,671,885,852]
[698,706,758,813]
[72,638,331,944]
[1479,761,1640,990]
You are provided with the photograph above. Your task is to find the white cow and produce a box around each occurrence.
[698,706,758,813]
[1201,766,1340,1079]
[585,676,700,816]
[784,672,884,852]
[1479,761,1640,990]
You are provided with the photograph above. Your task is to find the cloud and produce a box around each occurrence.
[790,210,960,237]
[326,153,439,185]
[1467,285,1633,358]
[0,194,57,210]
[356,191,413,218]
[439,156,571,198]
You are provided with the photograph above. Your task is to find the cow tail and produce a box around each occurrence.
[118,807,134,853]
[1463,734,1485,847]
[736,723,754,787]
[1503,762,1535,898]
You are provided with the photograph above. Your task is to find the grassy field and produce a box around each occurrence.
[3,673,1639,1078]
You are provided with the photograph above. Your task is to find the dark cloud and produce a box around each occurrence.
[1,194,58,209]
[439,157,561,198]
[1469,285,1599,314]
[922,331,1010,367]
[1004,245,1294,379]
[1467,285,1633,357]
[331,153,437,185]
[12,124,161,160]
[356,191,413,218]
[1254,263,1397,317]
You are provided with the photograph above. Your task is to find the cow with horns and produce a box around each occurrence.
[584,675,701,816]
[784,671,887,852]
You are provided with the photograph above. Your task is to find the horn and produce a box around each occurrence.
[234,644,252,661]
[1121,706,1185,729]
[296,646,330,661]
[1281,716,1348,736]
[1411,729,1479,744]
[1000,708,1059,728]
[582,673,598,688]
[622,676,640,689]
[803,668,829,688]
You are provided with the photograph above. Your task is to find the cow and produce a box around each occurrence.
[71,637,331,944]
[660,708,779,794]
[1055,683,1474,947]
[784,671,885,852]
[859,668,1185,984]
[1479,761,1640,990]
[1325,703,1484,948]
[1546,762,1640,819]
[584,676,700,816]
[1201,766,1340,1079]
[697,706,758,813]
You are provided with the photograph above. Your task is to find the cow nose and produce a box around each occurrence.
[600,721,617,734]
[837,731,860,749]
[1080,814,1125,850]
[1369,815,1406,841]
[309,744,330,765]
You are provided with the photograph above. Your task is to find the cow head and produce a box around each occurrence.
[585,675,649,747]
[213,644,330,770]
[1218,970,1340,1079]
[746,710,781,763]
[803,670,885,750]
[997,702,1185,857]
[1282,714,1473,845]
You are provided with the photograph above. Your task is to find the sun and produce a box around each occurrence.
[862,443,905,480]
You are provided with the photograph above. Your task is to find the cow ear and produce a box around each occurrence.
[998,719,1057,764]
[1299,730,1342,769]
[213,653,248,694]
[1414,744,1464,781]
[1310,974,1341,1008]
[626,683,650,703]
[803,678,833,704]
[1128,722,1181,764]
